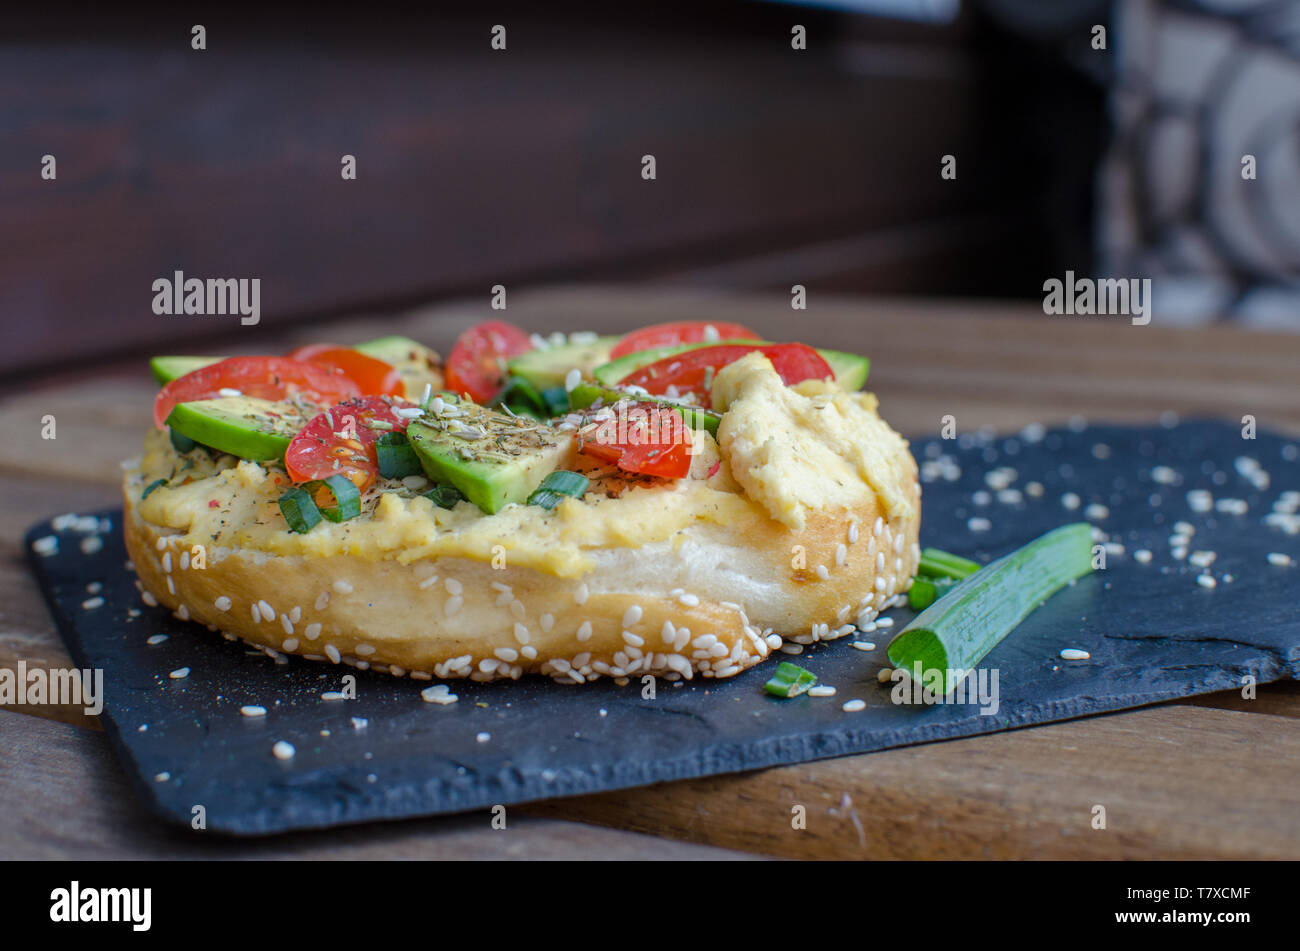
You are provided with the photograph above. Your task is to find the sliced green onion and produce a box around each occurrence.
[316,474,362,522]
[540,386,570,416]
[141,478,168,500]
[918,547,981,580]
[278,486,322,533]
[169,429,198,452]
[490,377,546,417]
[527,470,589,510]
[375,432,422,479]
[907,575,957,611]
[888,523,1094,696]
[423,484,464,509]
[764,661,818,698]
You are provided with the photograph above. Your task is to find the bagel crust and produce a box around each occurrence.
[123,355,921,684]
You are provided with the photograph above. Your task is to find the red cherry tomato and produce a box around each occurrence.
[153,356,360,429]
[444,321,533,404]
[617,343,833,409]
[578,402,693,479]
[609,321,760,360]
[284,396,412,494]
[286,344,404,397]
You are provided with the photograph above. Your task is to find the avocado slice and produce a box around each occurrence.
[506,335,620,391]
[407,404,575,514]
[353,335,444,401]
[592,340,870,392]
[165,396,313,462]
[150,355,222,386]
[568,382,721,435]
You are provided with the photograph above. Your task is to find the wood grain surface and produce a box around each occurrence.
[2,286,1297,858]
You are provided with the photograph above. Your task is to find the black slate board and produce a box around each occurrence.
[24,420,1300,835]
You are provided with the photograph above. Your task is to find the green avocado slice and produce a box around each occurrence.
[165,396,313,462]
[150,355,223,386]
[407,405,573,514]
[506,335,620,391]
[591,340,870,392]
[567,382,721,435]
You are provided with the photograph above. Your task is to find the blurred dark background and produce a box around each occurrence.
[5,0,1294,382]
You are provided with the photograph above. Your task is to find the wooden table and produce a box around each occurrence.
[3,287,1298,859]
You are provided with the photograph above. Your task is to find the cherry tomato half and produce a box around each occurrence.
[444,321,533,404]
[579,402,693,479]
[286,344,404,397]
[609,321,760,360]
[153,356,360,430]
[284,396,412,494]
[617,343,833,409]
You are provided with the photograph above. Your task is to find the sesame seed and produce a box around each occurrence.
[324,644,341,663]
[355,644,375,656]
[622,631,644,647]
[513,622,531,644]
[476,732,491,743]
[81,596,105,610]
[967,517,991,532]
[778,643,804,655]
[142,591,158,607]
[165,577,175,595]
[835,543,847,566]
[257,599,274,621]
[272,740,295,760]
[422,685,459,704]
[80,536,103,555]
[1084,503,1109,520]
[214,595,232,611]
[1061,492,1081,510]
[816,564,830,580]
[574,583,590,605]
[494,647,519,662]
[623,605,643,627]
[32,535,58,556]
[1266,552,1291,567]
[564,368,582,392]
[842,699,866,712]
[1059,648,1090,661]
[315,591,331,610]
[154,772,170,783]
[808,685,837,697]
[169,667,189,679]
[146,634,168,646]
[304,622,322,640]
[576,621,592,642]
[851,641,875,651]
[161,552,172,572]
[1197,574,1217,590]
[540,612,554,632]
[1134,549,1153,564]
[280,613,294,635]
[444,596,463,616]
[873,517,883,537]
[1189,551,1217,568]
[240,705,267,717]
[179,551,190,571]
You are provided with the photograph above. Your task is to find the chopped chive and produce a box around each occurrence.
[907,575,957,611]
[540,386,570,416]
[764,661,818,698]
[888,523,1094,695]
[169,429,198,452]
[141,478,168,500]
[422,484,464,509]
[316,474,361,522]
[375,432,422,478]
[528,470,588,510]
[918,547,981,580]
[278,487,322,533]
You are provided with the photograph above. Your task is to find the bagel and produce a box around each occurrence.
[123,352,921,683]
